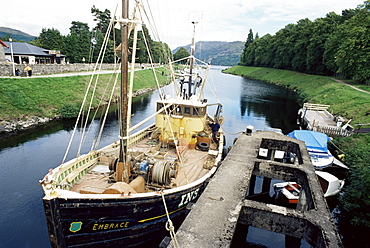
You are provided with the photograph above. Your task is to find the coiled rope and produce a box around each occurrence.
[161,191,179,248]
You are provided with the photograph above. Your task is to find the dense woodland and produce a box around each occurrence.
[240,1,370,84]
[5,6,172,64]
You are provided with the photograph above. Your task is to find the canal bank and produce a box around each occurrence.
[0,87,155,137]
[0,68,167,137]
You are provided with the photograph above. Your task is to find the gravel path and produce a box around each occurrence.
[330,78,370,94]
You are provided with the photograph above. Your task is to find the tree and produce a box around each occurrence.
[65,21,91,63]
[91,5,112,36]
[272,26,294,69]
[323,2,370,82]
[240,29,254,65]
[306,13,341,75]
[151,41,172,64]
[173,47,190,63]
[334,5,370,82]
[33,28,65,52]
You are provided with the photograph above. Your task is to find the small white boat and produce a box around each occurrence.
[287,130,334,169]
[273,171,345,204]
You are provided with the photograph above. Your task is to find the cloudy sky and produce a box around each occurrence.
[1,0,364,49]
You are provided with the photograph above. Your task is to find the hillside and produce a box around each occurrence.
[0,27,36,42]
[173,41,244,66]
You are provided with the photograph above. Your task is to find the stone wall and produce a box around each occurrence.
[0,46,5,63]
[0,63,118,76]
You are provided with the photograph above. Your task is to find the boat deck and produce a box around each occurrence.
[70,137,218,194]
[303,110,337,128]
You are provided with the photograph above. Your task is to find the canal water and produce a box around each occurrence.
[0,66,301,247]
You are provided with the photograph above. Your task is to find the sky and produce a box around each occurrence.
[0,0,365,49]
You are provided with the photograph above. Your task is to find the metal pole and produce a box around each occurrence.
[9,38,15,76]
[188,21,197,97]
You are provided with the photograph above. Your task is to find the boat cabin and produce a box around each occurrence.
[156,96,208,143]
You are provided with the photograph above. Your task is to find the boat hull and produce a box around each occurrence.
[44,184,207,248]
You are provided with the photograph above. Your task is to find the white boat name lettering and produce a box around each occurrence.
[178,188,200,208]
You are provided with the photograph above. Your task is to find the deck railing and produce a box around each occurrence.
[315,126,353,137]
[303,103,330,111]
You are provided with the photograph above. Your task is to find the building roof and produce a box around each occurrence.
[0,40,9,48]
[3,41,65,57]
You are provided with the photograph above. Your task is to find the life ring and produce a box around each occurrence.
[197,142,209,151]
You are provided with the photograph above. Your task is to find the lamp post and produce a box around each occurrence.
[9,38,15,76]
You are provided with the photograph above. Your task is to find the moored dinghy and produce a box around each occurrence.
[39,1,224,247]
[287,130,334,169]
[273,171,345,204]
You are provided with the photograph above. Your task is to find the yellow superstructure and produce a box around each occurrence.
[156,97,208,143]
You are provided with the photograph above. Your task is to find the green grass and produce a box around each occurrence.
[225,66,370,125]
[0,68,169,121]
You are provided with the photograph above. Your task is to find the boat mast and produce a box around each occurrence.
[118,0,130,182]
[188,21,197,98]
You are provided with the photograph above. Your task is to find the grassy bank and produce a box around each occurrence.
[0,68,169,121]
[225,66,370,125]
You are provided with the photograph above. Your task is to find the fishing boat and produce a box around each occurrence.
[273,171,345,204]
[39,1,224,247]
[287,130,334,169]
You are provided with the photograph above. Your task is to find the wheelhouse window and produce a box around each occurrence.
[193,107,205,116]
[184,106,191,116]
[157,103,165,112]
[183,106,206,117]
[174,106,182,115]
[158,104,206,117]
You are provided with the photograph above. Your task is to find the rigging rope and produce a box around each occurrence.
[161,191,180,248]
[61,7,118,164]
[94,68,121,150]
[329,140,346,154]
[77,11,117,156]
[222,128,244,136]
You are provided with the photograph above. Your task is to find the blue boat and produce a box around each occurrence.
[287,130,334,169]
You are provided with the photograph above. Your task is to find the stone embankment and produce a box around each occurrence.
[0,116,55,136]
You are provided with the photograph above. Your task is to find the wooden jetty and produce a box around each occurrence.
[298,103,353,137]
[167,130,343,247]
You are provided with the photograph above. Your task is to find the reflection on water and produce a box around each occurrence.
[0,67,301,247]
[239,78,299,134]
